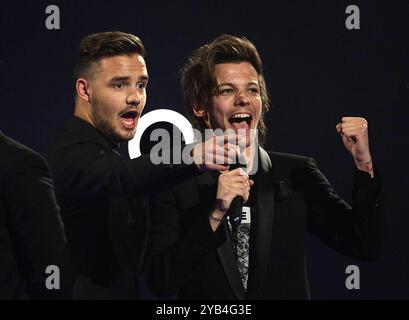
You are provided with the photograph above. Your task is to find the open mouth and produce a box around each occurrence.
[228,113,252,131]
[120,110,139,129]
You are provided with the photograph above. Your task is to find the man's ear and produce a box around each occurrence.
[76,78,91,103]
[193,104,211,128]
[192,105,207,119]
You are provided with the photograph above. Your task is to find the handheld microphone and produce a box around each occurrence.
[227,155,247,244]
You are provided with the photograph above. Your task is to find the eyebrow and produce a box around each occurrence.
[218,81,259,87]
[109,75,149,82]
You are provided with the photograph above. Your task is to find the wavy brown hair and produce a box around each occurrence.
[180,34,270,145]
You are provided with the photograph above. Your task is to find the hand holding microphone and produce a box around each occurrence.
[209,160,254,231]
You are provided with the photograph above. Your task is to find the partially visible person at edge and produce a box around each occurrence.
[0,132,73,299]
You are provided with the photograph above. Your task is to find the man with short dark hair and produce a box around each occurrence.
[47,31,235,299]
[146,34,383,299]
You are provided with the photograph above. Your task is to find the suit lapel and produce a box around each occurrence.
[217,223,246,300]
[246,147,275,298]
[194,149,275,300]
[195,171,246,300]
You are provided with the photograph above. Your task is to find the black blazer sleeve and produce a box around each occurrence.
[146,187,225,297]
[50,142,201,202]
[303,157,383,261]
[4,152,73,299]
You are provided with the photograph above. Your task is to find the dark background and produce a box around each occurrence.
[1,0,408,299]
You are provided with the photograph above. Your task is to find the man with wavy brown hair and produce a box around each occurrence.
[147,34,383,299]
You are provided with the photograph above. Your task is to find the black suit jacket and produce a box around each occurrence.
[147,148,383,299]
[0,132,72,299]
[46,116,202,299]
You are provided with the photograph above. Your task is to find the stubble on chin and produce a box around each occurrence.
[92,107,123,143]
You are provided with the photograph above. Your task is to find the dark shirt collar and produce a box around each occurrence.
[111,143,121,155]
[65,116,122,154]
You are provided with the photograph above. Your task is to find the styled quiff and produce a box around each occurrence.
[74,31,145,79]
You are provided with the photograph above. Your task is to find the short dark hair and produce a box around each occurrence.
[74,31,145,79]
[180,34,270,145]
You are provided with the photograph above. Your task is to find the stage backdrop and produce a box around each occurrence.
[1,0,408,299]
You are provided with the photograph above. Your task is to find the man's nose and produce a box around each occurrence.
[126,89,141,106]
[235,91,250,106]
